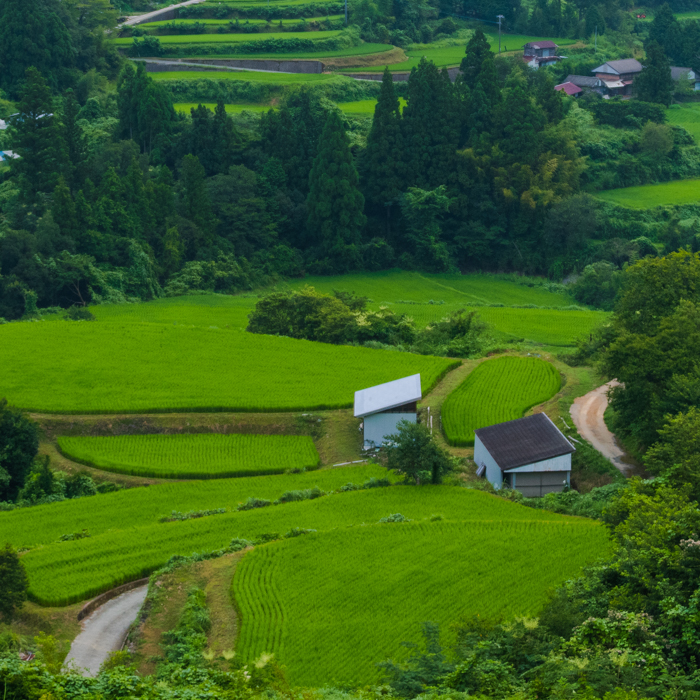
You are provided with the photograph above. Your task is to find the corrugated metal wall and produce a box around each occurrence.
[364,413,416,447]
[474,436,503,489]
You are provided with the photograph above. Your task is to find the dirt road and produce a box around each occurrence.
[63,585,148,676]
[570,380,634,476]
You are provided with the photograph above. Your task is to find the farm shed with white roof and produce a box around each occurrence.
[474,412,575,497]
[354,374,421,448]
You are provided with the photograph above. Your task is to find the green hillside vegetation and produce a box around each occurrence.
[17,486,584,606]
[172,99,406,115]
[667,103,700,142]
[442,356,561,446]
[0,464,387,549]
[113,30,343,44]
[596,179,700,208]
[234,519,609,685]
[0,322,456,413]
[57,433,320,479]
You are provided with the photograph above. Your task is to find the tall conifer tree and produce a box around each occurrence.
[460,29,494,90]
[307,111,366,259]
[636,41,674,106]
[362,68,403,209]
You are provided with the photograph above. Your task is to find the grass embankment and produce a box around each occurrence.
[596,179,700,208]
[139,16,343,27]
[57,433,321,479]
[113,30,343,44]
[0,322,457,413]
[152,70,336,83]
[234,519,609,685]
[181,43,395,59]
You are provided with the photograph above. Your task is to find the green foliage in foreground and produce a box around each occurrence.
[57,434,320,479]
[234,519,608,685]
[17,486,574,605]
[442,356,561,446]
[0,464,386,549]
[596,179,700,208]
[0,322,456,413]
[0,543,27,622]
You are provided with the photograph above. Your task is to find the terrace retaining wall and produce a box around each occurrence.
[140,58,324,74]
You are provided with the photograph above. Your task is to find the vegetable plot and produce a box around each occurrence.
[442,356,561,446]
[58,433,320,479]
[233,519,609,686]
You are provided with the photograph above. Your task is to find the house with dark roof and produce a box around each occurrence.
[591,58,644,95]
[566,74,605,93]
[354,374,421,449]
[522,41,563,70]
[554,81,582,97]
[671,66,700,90]
[474,412,575,497]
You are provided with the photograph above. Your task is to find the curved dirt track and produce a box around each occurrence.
[570,380,634,476]
[63,585,148,676]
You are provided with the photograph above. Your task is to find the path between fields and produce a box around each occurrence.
[121,0,205,26]
[63,586,148,677]
[570,380,634,476]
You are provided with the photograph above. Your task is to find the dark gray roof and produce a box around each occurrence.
[671,66,692,80]
[474,413,574,471]
[593,58,643,74]
[566,74,601,88]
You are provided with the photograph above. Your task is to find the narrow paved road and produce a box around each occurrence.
[63,586,148,676]
[121,0,205,26]
[570,380,634,475]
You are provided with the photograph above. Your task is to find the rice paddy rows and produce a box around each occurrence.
[17,486,576,606]
[442,356,561,446]
[0,322,456,413]
[113,30,342,44]
[233,519,609,685]
[57,433,320,479]
[596,179,700,208]
[151,70,337,83]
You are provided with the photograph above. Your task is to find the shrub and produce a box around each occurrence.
[229,538,253,552]
[58,529,90,542]
[275,486,325,504]
[379,513,409,523]
[237,497,272,511]
[284,527,317,538]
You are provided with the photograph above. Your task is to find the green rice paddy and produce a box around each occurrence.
[113,30,342,44]
[181,43,394,59]
[151,70,335,83]
[667,103,700,143]
[172,99,405,115]
[596,179,700,208]
[139,16,342,27]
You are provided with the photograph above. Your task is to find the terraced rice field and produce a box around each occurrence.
[342,33,577,72]
[57,434,320,479]
[0,322,456,413]
[233,519,609,685]
[596,179,700,208]
[139,16,343,27]
[172,99,405,115]
[667,103,700,143]
[113,30,343,44]
[183,43,394,58]
[15,486,582,605]
[442,356,561,445]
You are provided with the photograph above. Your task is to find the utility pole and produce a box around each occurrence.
[345,0,348,25]
[497,15,505,53]
[594,25,597,52]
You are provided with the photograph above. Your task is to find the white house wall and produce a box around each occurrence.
[474,435,503,489]
[364,413,416,447]
[505,454,572,473]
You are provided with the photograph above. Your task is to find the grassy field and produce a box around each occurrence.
[0,464,386,550]
[0,322,456,413]
[234,519,609,685]
[90,271,606,346]
[57,433,320,479]
[341,33,577,72]
[16,486,584,606]
[596,179,700,208]
[151,70,336,83]
[442,356,561,446]
[667,103,700,143]
[140,16,343,27]
[113,30,342,45]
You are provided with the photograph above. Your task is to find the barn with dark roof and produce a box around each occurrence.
[474,413,574,497]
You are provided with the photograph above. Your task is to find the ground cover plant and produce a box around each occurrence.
[57,434,320,479]
[233,519,609,685]
[112,30,343,45]
[0,464,386,549]
[442,356,561,446]
[596,179,700,208]
[0,322,456,413]
[151,70,337,83]
[16,486,578,605]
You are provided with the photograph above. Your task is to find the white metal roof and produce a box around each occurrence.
[354,374,421,418]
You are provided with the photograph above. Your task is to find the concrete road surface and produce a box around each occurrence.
[570,380,634,476]
[121,0,205,26]
[63,586,148,677]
